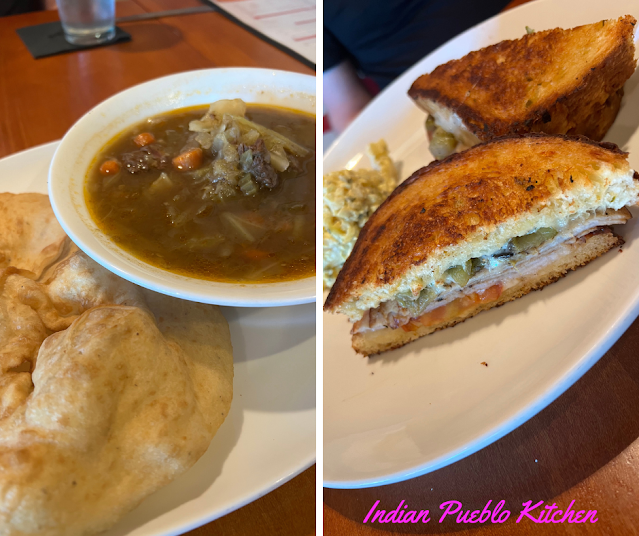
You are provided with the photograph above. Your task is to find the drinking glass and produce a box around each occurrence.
[57,0,116,46]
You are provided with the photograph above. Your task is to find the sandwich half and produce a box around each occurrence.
[408,16,637,159]
[324,134,639,356]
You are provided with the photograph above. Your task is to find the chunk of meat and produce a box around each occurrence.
[121,144,171,174]
[287,153,302,174]
[238,138,278,189]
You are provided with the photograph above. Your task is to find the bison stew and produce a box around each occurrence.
[86,100,315,283]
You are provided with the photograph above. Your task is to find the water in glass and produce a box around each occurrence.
[58,0,116,45]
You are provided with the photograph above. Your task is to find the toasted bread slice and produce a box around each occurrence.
[324,134,639,355]
[409,16,637,149]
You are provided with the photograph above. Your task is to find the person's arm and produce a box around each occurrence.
[324,60,372,135]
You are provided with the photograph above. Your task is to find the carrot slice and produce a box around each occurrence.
[172,148,203,171]
[99,160,120,175]
[133,132,155,147]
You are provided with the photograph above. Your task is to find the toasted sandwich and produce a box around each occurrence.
[408,16,637,160]
[324,135,639,356]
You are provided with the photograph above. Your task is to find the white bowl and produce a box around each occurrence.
[48,68,316,307]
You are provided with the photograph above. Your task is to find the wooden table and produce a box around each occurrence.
[323,1,639,534]
[0,3,315,535]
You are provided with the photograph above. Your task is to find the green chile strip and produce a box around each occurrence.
[398,227,558,313]
[510,227,558,253]
[396,287,434,315]
[429,127,458,160]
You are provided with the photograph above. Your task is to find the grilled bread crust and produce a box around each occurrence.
[408,16,637,142]
[324,134,635,318]
[352,229,621,356]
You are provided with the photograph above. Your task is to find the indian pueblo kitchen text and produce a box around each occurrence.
[363,499,598,525]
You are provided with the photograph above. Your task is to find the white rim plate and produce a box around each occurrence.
[1,141,315,534]
[323,0,639,488]
[48,68,316,307]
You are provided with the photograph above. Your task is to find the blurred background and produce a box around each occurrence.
[323,0,511,147]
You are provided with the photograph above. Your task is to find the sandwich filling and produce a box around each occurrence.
[424,100,481,159]
[353,207,630,334]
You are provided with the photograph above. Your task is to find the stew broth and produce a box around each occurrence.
[86,103,315,283]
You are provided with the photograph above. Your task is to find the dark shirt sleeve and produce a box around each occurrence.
[324,26,348,72]
[324,0,511,89]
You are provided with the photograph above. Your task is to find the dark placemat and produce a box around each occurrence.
[17,21,130,59]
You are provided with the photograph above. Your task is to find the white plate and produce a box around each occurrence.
[323,0,639,488]
[49,68,316,308]
[1,141,315,533]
